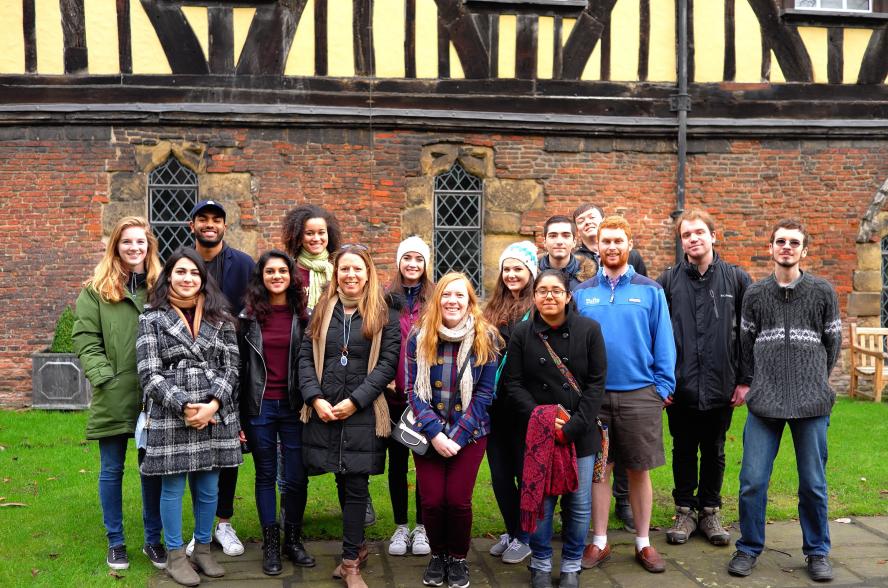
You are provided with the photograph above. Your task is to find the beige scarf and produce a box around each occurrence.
[299,294,391,437]
[297,250,333,310]
[414,315,475,411]
[169,292,204,340]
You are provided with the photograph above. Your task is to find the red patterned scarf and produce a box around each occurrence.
[520,404,578,534]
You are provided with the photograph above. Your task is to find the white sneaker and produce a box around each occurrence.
[489,533,510,556]
[214,522,245,556]
[411,524,431,555]
[389,525,411,556]
[185,536,195,557]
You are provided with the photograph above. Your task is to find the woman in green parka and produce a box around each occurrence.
[73,216,166,571]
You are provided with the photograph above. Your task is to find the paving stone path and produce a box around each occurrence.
[151,517,888,587]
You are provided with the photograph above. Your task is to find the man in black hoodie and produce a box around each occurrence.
[657,210,751,548]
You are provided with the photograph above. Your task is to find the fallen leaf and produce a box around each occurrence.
[879,489,888,495]
[835,517,852,524]
[108,570,124,579]
[0,444,6,451]
[860,477,867,482]
[0,502,28,507]
[0,496,5,501]
[2,478,8,483]
[46,477,57,481]
[31,569,39,577]
[78,469,87,474]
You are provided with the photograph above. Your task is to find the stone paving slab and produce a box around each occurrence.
[151,519,888,587]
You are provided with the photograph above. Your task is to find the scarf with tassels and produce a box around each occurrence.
[297,250,333,310]
[414,315,476,411]
[169,292,204,340]
[299,294,391,437]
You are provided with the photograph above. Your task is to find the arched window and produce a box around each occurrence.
[148,157,198,261]
[434,162,483,294]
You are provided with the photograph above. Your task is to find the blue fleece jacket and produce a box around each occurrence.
[574,266,676,399]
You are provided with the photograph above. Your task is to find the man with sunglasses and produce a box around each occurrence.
[728,219,841,582]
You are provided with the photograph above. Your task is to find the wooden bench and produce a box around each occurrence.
[849,324,888,402]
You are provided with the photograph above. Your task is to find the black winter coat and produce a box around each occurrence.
[503,307,607,458]
[656,252,751,410]
[298,303,400,476]
[238,310,307,417]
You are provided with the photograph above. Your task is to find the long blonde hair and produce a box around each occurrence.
[308,245,388,339]
[84,216,161,302]
[417,273,500,366]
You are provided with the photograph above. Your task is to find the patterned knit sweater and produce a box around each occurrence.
[740,272,841,419]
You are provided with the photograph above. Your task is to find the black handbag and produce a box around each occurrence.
[391,354,472,455]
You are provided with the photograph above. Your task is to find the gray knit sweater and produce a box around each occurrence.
[740,272,841,419]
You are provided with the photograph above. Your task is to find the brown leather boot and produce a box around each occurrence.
[190,542,225,578]
[332,558,367,588]
[166,547,200,586]
[333,543,369,578]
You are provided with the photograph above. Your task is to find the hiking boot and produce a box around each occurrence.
[529,566,553,588]
[558,570,580,588]
[106,544,129,570]
[727,550,757,577]
[698,507,730,546]
[501,538,532,564]
[807,555,834,582]
[389,524,411,556]
[333,558,368,588]
[447,557,470,588]
[581,543,610,569]
[411,524,431,555]
[284,522,316,567]
[142,542,167,570]
[190,542,224,578]
[364,497,377,527]
[615,502,636,533]
[666,506,697,544]
[261,524,282,576]
[213,522,244,556]
[166,547,200,586]
[489,533,510,557]
[423,554,447,586]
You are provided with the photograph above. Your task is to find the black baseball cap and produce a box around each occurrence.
[190,199,226,220]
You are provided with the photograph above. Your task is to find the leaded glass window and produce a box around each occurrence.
[434,163,483,294]
[149,158,198,261]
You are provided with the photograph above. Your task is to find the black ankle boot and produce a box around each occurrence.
[284,522,316,567]
[262,524,282,576]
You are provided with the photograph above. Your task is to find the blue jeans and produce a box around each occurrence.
[161,470,220,550]
[246,399,309,528]
[98,434,163,547]
[528,455,594,573]
[736,413,830,557]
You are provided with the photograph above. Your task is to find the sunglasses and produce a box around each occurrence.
[774,238,803,249]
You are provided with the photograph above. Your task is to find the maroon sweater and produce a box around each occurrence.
[261,305,293,400]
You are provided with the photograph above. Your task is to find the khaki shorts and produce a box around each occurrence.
[598,385,665,471]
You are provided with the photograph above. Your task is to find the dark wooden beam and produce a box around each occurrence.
[761,34,771,80]
[315,0,328,76]
[438,16,450,78]
[553,16,562,79]
[489,14,499,78]
[638,0,649,81]
[515,15,537,79]
[353,0,375,76]
[116,0,132,74]
[61,0,88,73]
[208,7,234,74]
[405,0,416,78]
[827,27,843,84]
[236,0,306,75]
[561,0,617,80]
[858,28,888,84]
[724,0,735,81]
[600,16,610,81]
[687,0,695,82]
[432,0,491,78]
[746,0,813,82]
[23,0,36,73]
[138,0,209,74]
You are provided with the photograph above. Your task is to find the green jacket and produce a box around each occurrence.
[73,285,147,439]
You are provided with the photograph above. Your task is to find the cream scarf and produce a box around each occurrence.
[414,315,475,411]
[297,249,333,310]
[299,294,391,437]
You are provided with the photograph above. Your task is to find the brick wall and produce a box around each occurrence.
[0,126,883,406]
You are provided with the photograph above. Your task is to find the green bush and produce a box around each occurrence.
[49,306,75,353]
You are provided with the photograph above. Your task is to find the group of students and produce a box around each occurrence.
[71,199,840,588]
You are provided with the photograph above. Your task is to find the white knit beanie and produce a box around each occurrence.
[396,235,431,266]
[499,240,539,279]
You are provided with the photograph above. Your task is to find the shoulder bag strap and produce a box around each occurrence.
[537,332,581,396]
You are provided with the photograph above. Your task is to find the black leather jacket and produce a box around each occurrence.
[238,310,306,416]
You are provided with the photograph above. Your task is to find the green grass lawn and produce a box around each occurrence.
[1,398,886,586]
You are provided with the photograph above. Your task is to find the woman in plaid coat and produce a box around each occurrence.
[137,247,242,587]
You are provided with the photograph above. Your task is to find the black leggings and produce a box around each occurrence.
[388,438,423,526]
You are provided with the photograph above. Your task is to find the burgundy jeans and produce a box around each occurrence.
[415,437,487,558]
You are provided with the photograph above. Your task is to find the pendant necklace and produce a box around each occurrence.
[340,309,354,367]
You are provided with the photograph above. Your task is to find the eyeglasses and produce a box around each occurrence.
[774,238,803,249]
[340,243,369,251]
[534,288,567,299]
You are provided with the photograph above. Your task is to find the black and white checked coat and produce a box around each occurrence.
[136,307,243,476]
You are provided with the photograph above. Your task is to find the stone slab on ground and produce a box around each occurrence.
[150,519,888,587]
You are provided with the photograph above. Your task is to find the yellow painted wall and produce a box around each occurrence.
[449,43,465,79]
[694,0,724,82]
[609,0,639,81]
[374,0,406,77]
[498,15,516,79]
[84,0,119,74]
[537,16,554,79]
[327,0,355,76]
[844,28,873,84]
[130,0,172,74]
[181,7,209,63]
[648,0,675,82]
[734,0,763,82]
[233,8,258,68]
[415,0,438,78]
[0,3,24,74]
[35,0,64,74]
[798,27,827,83]
[284,3,313,75]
